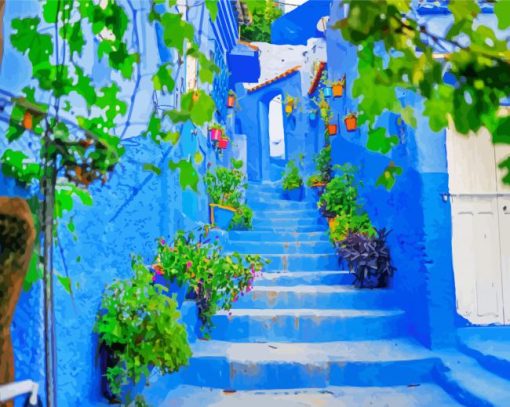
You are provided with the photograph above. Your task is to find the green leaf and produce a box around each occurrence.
[169,159,199,191]
[181,90,216,126]
[366,127,399,154]
[43,1,59,23]
[160,13,194,55]
[376,162,402,190]
[66,22,86,57]
[143,163,162,175]
[493,116,510,144]
[162,131,180,145]
[495,0,510,29]
[23,251,43,291]
[73,65,97,108]
[499,156,510,184]
[57,274,72,294]
[194,151,203,165]
[1,149,41,184]
[153,63,175,92]
[11,17,53,68]
[205,0,219,21]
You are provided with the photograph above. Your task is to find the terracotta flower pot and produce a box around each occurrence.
[327,124,338,136]
[227,95,235,108]
[332,84,344,97]
[23,111,33,130]
[0,198,36,394]
[210,128,222,141]
[345,116,357,132]
[218,138,229,149]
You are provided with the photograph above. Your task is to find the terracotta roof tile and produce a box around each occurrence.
[308,61,326,95]
[247,65,301,93]
[239,40,260,52]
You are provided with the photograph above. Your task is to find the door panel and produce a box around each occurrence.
[450,197,504,324]
[447,127,506,324]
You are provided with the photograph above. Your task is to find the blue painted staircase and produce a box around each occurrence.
[166,182,462,405]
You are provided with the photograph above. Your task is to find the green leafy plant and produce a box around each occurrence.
[318,164,360,218]
[307,145,332,187]
[95,256,191,399]
[204,159,253,229]
[154,228,268,334]
[230,204,253,230]
[240,0,283,42]
[338,229,395,288]
[337,0,510,188]
[329,212,376,242]
[282,160,303,191]
[204,159,245,208]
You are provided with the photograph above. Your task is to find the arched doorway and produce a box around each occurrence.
[268,94,286,160]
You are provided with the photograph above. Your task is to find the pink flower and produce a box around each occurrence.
[152,275,157,282]
[186,261,193,269]
[152,264,164,275]
[251,265,255,275]
[160,239,166,245]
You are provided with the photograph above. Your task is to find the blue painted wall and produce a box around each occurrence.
[271,0,330,45]
[324,0,457,348]
[235,72,318,182]
[2,0,240,405]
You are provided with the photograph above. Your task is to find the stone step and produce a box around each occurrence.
[260,253,339,272]
[249,199,315,211]
[434,351,510,407]
[252,217,323,229]
[179,338,440,390]
[248,182,282,193]
[228,230,329,242]
[457,327,510,381]
[253,209,320,218]
[252,225,327,233]
[234,285,396,309]
[210,308,405,342]
[162,384,461,406]
[255,271,354,286]
[227,240,335,255]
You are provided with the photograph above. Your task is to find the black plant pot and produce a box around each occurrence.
[99,342,124,404]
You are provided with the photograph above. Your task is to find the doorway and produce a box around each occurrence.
[268,94,286,160]
[447,124,510,324]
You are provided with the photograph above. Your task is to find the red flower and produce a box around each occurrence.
[152,264,164,275]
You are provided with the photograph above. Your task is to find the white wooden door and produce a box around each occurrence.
[495,142,510,323]
[447,127,510,324]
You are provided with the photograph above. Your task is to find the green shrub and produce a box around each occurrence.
[282,160,303,191]
[155,228,268,334]
[95,256,191,398]
[240,0,283,42]
[318,164,360,217]
[307,145,332,186]
[329,212,376,242]
[230,204,253,230]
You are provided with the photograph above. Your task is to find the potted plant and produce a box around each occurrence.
[338,229,395,288]
[95,256,191,403]
[209,123,224,142]
[331,76,346,97]
[282,159,304,201]
[284,94,297,116]
[318,164,360,220]
[227,90,236,108]
[329,211,376,243]
[218,134,230,150]
[327,122,338,136]
[344,113,358,132]
[307,145,332,193]
[160,227,268,336]
[204,159,252,230]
